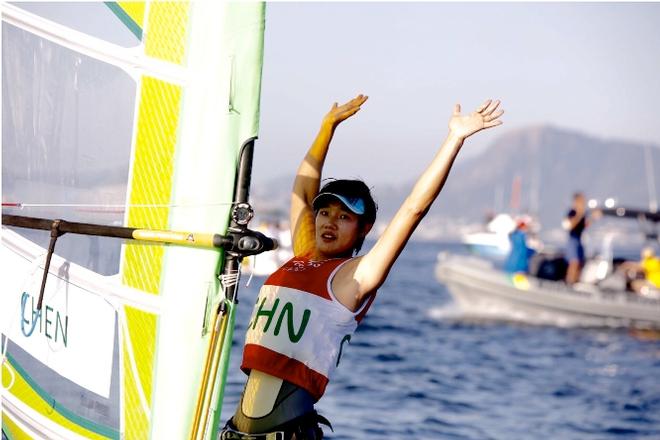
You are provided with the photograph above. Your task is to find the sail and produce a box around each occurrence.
[1,2,265,439]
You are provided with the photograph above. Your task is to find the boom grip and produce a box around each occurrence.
[237,230,278,254]
[214,228,278,257]
[257,233,279,252]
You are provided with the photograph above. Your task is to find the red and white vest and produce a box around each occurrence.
[241,256,375,401]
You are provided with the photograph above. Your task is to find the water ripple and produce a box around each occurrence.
[220,241,660,439]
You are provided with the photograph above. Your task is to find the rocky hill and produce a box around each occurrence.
[432,125,659,229]
[251,125,660,238]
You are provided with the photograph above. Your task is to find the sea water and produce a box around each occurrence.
[220,241,660,440]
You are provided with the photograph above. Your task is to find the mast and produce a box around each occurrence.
[643,144,658,213]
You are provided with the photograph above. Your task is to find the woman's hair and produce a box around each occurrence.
[314,178,378,255]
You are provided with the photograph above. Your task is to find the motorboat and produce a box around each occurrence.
[436,207,660,329]
[436,254,660,328]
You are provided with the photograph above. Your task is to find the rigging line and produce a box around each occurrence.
[197,267,241,439]
[204,266,243,437]
[245,255,256,288]
[3,202,238,209]
[219,270,240,292]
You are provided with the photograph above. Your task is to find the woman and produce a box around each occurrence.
[222,95,504,439]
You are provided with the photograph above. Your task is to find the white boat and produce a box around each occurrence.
[461,213,515,259]
[243,222,294,277]
[439,206,660,329]
[435,254,660,329]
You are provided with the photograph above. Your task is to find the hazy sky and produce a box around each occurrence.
[9,2,660,188]
[254,2,660,185]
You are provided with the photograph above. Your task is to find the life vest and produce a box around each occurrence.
[241,256,375,401]
[642,256,660,288]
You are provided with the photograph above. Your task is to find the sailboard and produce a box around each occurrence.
[2,2,266,439]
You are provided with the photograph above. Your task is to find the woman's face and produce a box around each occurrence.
[315,201,362,258]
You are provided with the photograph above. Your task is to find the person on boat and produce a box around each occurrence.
[562,192,600,285]
[619,247,660,295]
[221,95,504,439]
[504,216,535,273]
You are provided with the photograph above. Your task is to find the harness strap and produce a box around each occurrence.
[222,410,332,440]
[220,427,284,440]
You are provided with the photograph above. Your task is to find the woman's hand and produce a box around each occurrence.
[322,94,368,128]
[449,99,504,140]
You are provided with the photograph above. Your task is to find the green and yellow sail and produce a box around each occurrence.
[1,2,265,439]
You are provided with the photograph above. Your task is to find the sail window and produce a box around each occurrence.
[2,23,136,275]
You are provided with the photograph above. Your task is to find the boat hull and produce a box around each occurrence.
[435,255,660,328]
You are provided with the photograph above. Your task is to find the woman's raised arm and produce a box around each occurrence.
[290,94,368,255]
[340,100,504,303]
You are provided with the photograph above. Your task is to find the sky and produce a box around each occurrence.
[6,1,660,189]
[254,2,660,186]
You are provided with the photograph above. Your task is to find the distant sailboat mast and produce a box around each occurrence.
[510,174,521,215]
[529,144,541,218]
[643,144,658,213]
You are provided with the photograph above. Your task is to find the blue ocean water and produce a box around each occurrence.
[221,241,660,440]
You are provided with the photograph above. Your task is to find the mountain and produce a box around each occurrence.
[251,125,660,238]
[433,125,659,230]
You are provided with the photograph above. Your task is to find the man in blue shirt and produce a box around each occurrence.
[504,216,534,273]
